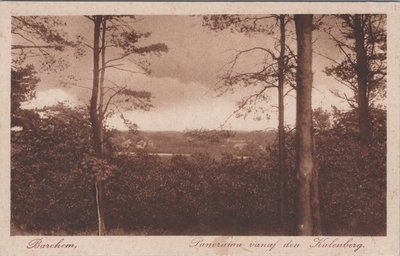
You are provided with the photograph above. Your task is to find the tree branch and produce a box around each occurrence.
[103,85,127,115]
[218,85,275,129]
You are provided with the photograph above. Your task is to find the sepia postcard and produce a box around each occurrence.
[0,1,399,256]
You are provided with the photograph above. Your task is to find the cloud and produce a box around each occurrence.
[19,15,356,131]
[26,74,352,131]
[106,75,282,131]
[22,89,78,109]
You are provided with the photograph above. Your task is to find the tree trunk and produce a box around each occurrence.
[90,15,106,236]
[95,180,106,236]
[277,14,288,234]
[354,14,370,146]
[311,140,322,235]
[294,14,314,236]
[90,16,102,155]
[98,19,107,156]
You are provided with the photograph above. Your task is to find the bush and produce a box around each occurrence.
[11,105,386,235]
[11,105,98,234]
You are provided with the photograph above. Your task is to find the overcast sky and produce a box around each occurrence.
[18,15,353,131]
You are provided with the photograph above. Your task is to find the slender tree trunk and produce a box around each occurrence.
[311,140,322,235]
[95,180,106,235]
[90,15,106,236]
[354,14,370,146]
[99,19,107,156]
[294,14,314,236]
[277,14,288,234]
[90,16,102,155]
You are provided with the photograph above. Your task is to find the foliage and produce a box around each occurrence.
[203,15,296,123]
[315,107,386,234]
[184,129,235,144]
[11,106,386,235]
[11,64,41,130]
[12,16,74,50]
[11,65,40,113]
[324,14,386,108]
[11,104,116,234]
[80,15,169,151]
[203,15,278,35]
[104,152,280,234]
[91,15,168,116]
[11,16,80,72]
[313,107,332,133]
[10,14,387,236]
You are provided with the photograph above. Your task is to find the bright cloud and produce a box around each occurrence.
[23,74,352,131]
[22,89,78,109]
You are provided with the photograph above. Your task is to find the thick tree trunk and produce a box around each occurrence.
[354,14,370,146]
[294,14,314,236]
[90,15,106,236]
[277,14,288,234]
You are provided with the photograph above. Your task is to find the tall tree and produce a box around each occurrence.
[277,15,289,231]
[85,15,168,235]
[90,16,105,235]
[324,15,386,145]
[294,14,314,236]
[203,15,296,233]
[354,15,370,145]
[82,15,167,157]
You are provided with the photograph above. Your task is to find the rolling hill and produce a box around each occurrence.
[111,130,277,157]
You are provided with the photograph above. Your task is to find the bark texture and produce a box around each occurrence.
[311,141,322,235]
[354,14,370,146]
[95,180,106,236]
[277,14,288,233]
[90,16,102,156]
[294,14,314,236]
[90,15,106,236]
[98,19,107,156]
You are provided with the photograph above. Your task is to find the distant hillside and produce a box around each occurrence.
[111,130,277,157]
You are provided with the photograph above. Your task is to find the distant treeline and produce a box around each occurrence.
[109,130,277,157]
[11,105,386,235]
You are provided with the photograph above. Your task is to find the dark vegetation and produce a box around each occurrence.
[11,104,386,235]
[10,14,387,236]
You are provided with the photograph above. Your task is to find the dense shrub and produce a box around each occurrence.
[104,152,280,234]
[315,107,386,235]
[11,105,386,235]
[11,105,98,234]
